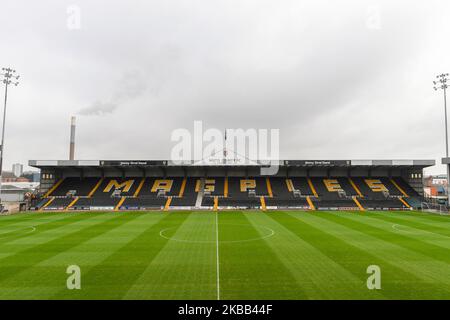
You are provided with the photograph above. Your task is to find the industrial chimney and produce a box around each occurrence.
[69,116,76,160]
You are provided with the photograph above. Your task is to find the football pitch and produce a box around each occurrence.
[0,210,449,300]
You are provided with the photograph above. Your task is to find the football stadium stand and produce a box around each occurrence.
[28,159,433,211]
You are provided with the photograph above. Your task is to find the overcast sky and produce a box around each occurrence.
[1,0,450,174]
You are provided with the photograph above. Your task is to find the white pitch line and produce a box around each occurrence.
[392,223,418,234]
[215,211,220,300]
[159,224,275,244]
[0,226,36,239]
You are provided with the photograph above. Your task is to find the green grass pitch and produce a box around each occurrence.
[0,210,449,300]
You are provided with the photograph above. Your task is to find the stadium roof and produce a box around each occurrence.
[29,159,435,169]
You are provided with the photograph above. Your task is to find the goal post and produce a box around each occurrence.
[421,202,449,215]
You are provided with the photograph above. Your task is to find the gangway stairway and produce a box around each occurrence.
[195,178,205,208]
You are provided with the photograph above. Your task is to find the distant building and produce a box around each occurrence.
[12,163,23,177]
[2,181,39,191]
[31,172,40,182]
[0,185,27,202]
[22,171,40,183]
[424,174,447,198]
[1,171,30,183]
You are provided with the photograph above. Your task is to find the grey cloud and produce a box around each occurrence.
[113,70,148,101]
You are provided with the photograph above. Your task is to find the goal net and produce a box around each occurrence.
[421,202,449,215]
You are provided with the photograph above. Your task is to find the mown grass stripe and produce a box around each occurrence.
[0,213,146,299]
[56,212,191,299]
[371,212,450,236]
[272,212,388,299]
[0,213,134,285]
[247,212,374,299]
[39,216,164,272]
[0,213,109,259]
[282,211,450,299]
[124,212,217,300]
[0,212,55,223]
[339,212,450,263]
[0,213,100,245]
[0,212,75,226]
[398,211,450,223]
[221,211,308,299]
[367,213,450,251]
[314,212,450,290]
[0,210,448,300]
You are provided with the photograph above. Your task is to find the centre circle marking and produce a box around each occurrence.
[391,224,419,234]
[159,223,275,244]
[0,226,36,239]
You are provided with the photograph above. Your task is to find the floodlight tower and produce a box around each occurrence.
[433,73,449,206]
[0,68,20,205]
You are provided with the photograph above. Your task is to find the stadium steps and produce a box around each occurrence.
[260,196,267,211]
[394,177,421,197]
[265,178,273,198]
[224,177,229,197]
[39,197,55,211]
[285,178,294,193]
[35,198,49,210]
[114,197,126,211]
[65,197,80,211]
[348,178,364,197]
[178,178,187,197]
[404,196,422,209]
[389,178,409,197]
[398,197,411,208]
[307,178,318,197]
[43,178,65,197]
[306,196,316,210]
[163,197,172,211]
[195,178,205,208]
[133,178,146,198]
[352,196,365,211]
[213,196,218,211]
[88,178,104,197]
